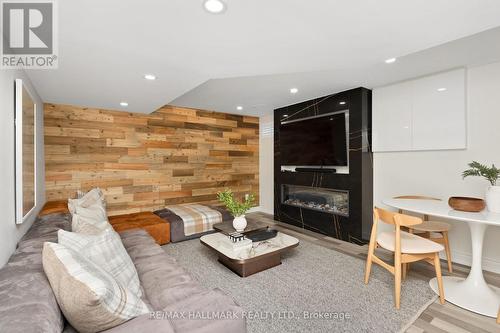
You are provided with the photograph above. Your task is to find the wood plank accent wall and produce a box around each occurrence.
[44,104,259,216]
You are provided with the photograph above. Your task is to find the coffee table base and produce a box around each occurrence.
[218,253,282,277]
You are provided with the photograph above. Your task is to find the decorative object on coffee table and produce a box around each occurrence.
[217,189,255,232]
[200,232,299,277]
[213,220,269,235]
[448,196,486,212]
[462,161,500,212]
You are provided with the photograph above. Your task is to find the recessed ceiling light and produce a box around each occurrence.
[144,74,156,80]
[437,87,447,92]
[339,101,346,105]
[385,58,397,64]
[120,102,128,107]
[204,0,226,14]
[236,106,243,111]
[283,114,288,117]
[290,88,298,94]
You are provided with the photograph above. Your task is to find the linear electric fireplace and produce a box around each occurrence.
[281,184,349,217]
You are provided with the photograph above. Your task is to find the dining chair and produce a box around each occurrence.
[394,195,453,273]
[364,207,445,309]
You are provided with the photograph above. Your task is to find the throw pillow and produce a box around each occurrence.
[68,188,106,215]
[42,242,149,333]
[58,228,142,297]
[71,203,110,234]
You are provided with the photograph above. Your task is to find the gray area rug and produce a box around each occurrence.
[163,238,436,333]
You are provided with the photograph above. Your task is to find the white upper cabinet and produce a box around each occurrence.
[372,68,466,152]
[372,81,413,152]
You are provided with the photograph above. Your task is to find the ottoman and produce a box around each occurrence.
[109,212,170,245]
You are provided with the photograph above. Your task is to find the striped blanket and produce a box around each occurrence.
[165,204,223,236]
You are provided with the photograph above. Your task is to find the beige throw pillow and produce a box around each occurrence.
[42,242,149,333]
[71,203,110,234]
[58,228,142,297]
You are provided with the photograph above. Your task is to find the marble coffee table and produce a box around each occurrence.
[200,232,299,277]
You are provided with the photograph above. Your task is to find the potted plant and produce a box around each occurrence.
[462,161,500,212]
[217,189,255,232]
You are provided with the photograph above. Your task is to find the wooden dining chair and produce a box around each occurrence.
[394,195,453,273]
[364,207,445,309]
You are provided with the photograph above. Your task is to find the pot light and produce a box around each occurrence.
[283,114,288,117]
[120,102,128,107]
[339,101,346,105]
[437,87,447,92]
[290,88,298,94]
[204,0,226,14]
[144,74,156,80]
[385,58,397,64]
[236,106,243,111]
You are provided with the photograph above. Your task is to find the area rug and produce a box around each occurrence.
[163,238,437,333]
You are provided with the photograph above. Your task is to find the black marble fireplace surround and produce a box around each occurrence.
[274,87,373,244]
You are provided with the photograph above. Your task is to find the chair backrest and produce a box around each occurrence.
[394,213,423,227]
[374,207,397,225]
[374,207,423,227]
[393,195,441,201]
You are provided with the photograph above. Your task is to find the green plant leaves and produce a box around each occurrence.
[462,161,499,186]
[217,189,255,217]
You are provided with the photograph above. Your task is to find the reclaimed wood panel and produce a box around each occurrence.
[44,104,259,216]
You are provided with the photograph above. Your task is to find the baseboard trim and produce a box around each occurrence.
[442,249,500,274]
[250,207,274,215]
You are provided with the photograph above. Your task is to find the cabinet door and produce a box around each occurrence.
[372,82,413,152]
[412,69,466,150]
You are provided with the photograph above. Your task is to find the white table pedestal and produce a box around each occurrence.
[429,222,500,317]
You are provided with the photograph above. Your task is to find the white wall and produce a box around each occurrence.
[374,61,500,273]
[259,114,274,215]
[0,70,45,267]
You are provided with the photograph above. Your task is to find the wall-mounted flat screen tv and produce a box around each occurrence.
[279,112,348,166]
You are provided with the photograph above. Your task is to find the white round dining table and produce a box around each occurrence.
[383,198,500,317]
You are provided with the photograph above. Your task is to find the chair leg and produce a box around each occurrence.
[364,243,375,284]
[395,255,402,309]
[402,263,407,280]
[433,253,445,304]
[442,231,453,273]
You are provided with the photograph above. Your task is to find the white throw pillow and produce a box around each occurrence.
[58,228,142,297]
[42,242,149,333]
[68,188,106,215]
[71,202,110,234]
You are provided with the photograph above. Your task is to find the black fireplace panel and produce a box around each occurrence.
[274,87,373,245]
[281,184,348,217]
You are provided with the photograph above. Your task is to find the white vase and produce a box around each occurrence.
[232,215,247,232]
[486,185,500,213]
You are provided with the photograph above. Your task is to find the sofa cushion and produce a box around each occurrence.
[119,229,245,332]
[110,212,170,245]
[58,228,142,297]
[42,242,149,333]
[0,212,70,333]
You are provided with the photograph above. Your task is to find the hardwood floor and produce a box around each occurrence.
[247,212,500,333]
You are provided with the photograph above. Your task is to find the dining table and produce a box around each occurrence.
[383,198,500,317]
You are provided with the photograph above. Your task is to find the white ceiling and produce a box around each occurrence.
[26,0,500,116]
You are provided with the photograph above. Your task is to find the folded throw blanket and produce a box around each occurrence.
[165,204,222,236]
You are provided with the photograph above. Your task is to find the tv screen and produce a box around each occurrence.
[279,112,348,166]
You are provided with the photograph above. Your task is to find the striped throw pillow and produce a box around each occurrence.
[58,228,142,297]
[42,242,149,333]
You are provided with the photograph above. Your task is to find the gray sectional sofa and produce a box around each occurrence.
[0,212,246,333]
